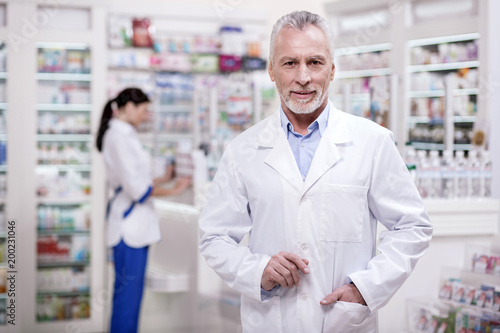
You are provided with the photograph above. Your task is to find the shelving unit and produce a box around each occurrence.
[105,10,271,183]
[407,33,480,151]
[325,0,492,154]
[331,43,395,129]
[34,41,94,320]
[0,1,108,332]
[406,244,500,333]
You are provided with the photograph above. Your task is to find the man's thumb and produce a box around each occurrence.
[320,291,340,305]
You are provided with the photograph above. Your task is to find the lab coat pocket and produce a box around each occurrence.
[320,184,368,242]
[241,295,282,333]
[323,301,377,333]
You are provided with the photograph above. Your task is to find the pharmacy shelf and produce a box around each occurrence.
[0,293,6,300]
[37,290,90,297]
[408,60,479,73]
[335,67,392,79]
[137,132,192,142]
[408,88,479,98]
[36,41,90,50]
[409,142,471,151]
[37,229,90,236]
[36,104,92,112]
[0,165,6,172]
[36,73,92,82]
[0,134,6,141]
[37,164,92,172]
[0,103,7,110]
[108,66,152,72]
[157,133,192,141]
[36,196,92,205]
[37,134,92,142]
[408,116,475,124]
[407,33,480,48]
[454,116,476,123]
[37,260,90,268]
[156,104,192,113]
[0,72,6,79]
[335,42,392,56]
[424,198,500,237]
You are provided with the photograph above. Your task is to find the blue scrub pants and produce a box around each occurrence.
[110,240,149,333]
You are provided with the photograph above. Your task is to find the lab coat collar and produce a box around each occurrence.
[109,118,137,136]
[257,101,352,147]
[260,100,353,193]
[303,104,352,193]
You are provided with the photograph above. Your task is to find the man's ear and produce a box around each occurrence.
[268,60,275,82]
[330,63,335,81]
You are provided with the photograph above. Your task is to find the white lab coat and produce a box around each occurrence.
[102,118,161,248]
[199,103,432,332]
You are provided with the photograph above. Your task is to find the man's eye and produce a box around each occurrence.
[284,61,294,66]
[310,61,321,66]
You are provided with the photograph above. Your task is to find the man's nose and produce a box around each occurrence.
[296,63,311,86]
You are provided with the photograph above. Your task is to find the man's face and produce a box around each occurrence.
[268,24,335,115]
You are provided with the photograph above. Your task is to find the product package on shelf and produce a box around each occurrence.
[37,234,90,264]
[36,167,91,198]
[410,39,478,66]
[37,204,90,231]
[174,140,194,179]
[37,142,91,165]
[132,18,154,48]
[407,242,500,333]
[189,54,218,74]
[38,113,90,135]
[403,147,493,200]
[108,15,133,48]
[36,295,90,322]
[37,266,90,293]
[37,47,91,74]
[155,73,194,104]
[38,82,91,105]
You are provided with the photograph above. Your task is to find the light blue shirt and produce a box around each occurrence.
[279,101,330,181]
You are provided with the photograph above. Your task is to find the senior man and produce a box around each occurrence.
[199,10,432,333]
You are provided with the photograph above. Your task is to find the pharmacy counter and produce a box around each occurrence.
[139,197,201,332]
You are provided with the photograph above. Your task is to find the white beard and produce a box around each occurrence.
[280,88,327,115]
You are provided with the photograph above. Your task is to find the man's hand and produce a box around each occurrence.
[261,251,309,291]
[320,283,367,306]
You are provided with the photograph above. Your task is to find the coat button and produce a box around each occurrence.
[299,244,308,251]
[300,293,307,301]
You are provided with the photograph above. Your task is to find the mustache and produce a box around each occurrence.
[289,86,315,93]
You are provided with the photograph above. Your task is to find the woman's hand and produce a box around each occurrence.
[171,177,191,195]
[153,164,176,186]
[152,177,191,197]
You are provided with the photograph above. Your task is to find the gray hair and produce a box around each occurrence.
[269,11,335,64]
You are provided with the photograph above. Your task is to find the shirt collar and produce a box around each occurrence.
[109,118,136,135]
[280,99,330,138]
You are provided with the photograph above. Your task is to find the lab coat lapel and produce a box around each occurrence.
[259,111,303,192]
[302,106,352,194]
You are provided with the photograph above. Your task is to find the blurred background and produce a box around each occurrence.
[0,0,499,332]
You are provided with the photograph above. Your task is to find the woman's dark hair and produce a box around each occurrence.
[96,87,150,152]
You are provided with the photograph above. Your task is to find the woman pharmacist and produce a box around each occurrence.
[96,87,190,333]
